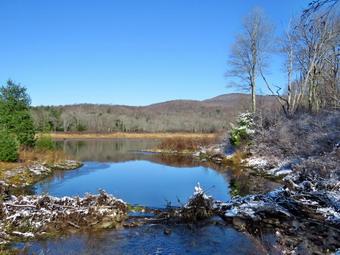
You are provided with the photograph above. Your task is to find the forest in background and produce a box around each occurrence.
[30,93,277,133]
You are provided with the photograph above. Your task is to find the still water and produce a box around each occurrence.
[34,139,230,208]
[19,139,277,254]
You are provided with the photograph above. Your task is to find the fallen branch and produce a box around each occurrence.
[4,203,37,209]
[67,221,80,229]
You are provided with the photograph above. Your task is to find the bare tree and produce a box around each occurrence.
[225,7,275,113]
[266,5,339,115]
[293,9,340,113]
[302,0,339,20]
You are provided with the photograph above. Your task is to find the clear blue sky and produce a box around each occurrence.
[0,0,310,106]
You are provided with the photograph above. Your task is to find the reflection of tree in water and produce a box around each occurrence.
[56,140,157,162]
[150,154,212,169]
[56,140,230,170]
[227,168,282,197]
[53,140,281,197]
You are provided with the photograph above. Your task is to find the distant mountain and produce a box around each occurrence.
[143,93,277,112]
[203,93,277,106]
[144,99,202,113]
[31,93,278,133]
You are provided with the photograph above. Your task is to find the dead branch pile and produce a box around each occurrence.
[179,183,214,222]
[216,170,339,227]
[214,151,340,228]
[0,189,127,244]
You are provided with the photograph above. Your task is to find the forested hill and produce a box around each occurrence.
[31,93,277,133]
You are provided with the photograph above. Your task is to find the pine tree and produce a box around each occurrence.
[0,79,36,147]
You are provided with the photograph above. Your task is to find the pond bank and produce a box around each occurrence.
[50,132,217,140]
[0,160,82,192]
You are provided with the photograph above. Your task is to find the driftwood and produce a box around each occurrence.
[3,203,37,209]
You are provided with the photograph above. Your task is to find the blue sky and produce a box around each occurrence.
[0,0,310,106]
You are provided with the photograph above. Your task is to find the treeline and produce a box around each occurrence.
[30,94,277,133]
[30,103,234,133]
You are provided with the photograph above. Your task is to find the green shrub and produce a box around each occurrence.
[76,124,86,132]
[0,129,19,162]
[35,134,55,152]
[229,112,254,147]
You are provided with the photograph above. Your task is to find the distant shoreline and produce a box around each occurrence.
[49,132,217,140]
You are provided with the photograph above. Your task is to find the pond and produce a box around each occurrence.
[34,139,230,208]
[19,139,280,254]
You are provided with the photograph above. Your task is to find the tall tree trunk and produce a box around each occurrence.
[287,42,293,114]
[251,76,256,113]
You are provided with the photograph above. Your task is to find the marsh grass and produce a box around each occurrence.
[0,149,78,188]
[0,150,75,185]
[19,149,73,165]
[156,136,216,152]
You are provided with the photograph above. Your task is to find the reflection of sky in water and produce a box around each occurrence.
[35,160,230,208]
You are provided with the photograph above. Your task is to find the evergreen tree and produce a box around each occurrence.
[0,127,19,162]
[0,80,36,147]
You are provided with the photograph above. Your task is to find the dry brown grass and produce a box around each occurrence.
[0,149,77,188]
[49,132,217,140]
[225,150,249,166]
[156,136,216,152]
[0,161,20,171]
[19,149,73,165]
[0,150,72,174]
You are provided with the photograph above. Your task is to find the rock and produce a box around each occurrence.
[163,229,172,235]
[211,220,219,225]
[232,217,246,231]
[0,181,9,196]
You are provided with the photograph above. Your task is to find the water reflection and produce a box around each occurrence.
[56,139,226,170]
[55,139,158,162]
[16,222,272,255]
[50,140,281,201]
[22,139,281,254]
[228,169,282,197]
[34,160,230,208]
